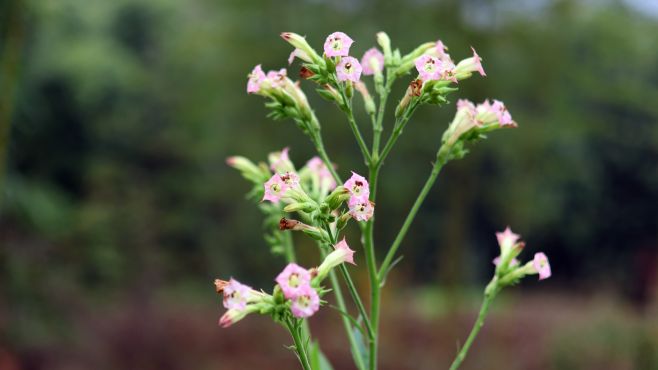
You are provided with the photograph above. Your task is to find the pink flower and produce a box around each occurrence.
[276,263,312,299]
[496,226,520,252]
[334,238,356,265]
[316,238,357,280]
[306,156,337,190]
[476,100,516,127]
[361,48,385,75]
[266,68,287,89]
[324,32,354,57]
[263,173,289,203]
[490,100,514,126]
[288,48,311,65]
[533,252,551,280]
[414,55,443,81]
[336,57,362,82]
[290,285,320,318]
[269,147,294,173]
[247,65,266,94]
[344,171,370,200]
[470,47,486,76]
[348,197,374,222]
[457,99,476,114]
[435,40,450,60]
[222,278,252,310]
[492,256,520,267]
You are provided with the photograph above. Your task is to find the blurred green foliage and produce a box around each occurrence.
[1,0,657,368]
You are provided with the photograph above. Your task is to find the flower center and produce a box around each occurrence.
[331,39,342,51]
[345,62,352,71]
[270,183,281,193]
[297,295,310,308]
[288,273,300,288]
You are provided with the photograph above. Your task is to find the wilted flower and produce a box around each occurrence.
[276,263,312,299]
[336,57,362,82]
[324,32,354,57]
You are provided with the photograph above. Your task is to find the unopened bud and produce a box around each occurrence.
[280,32,323,64]
[355,81,376,115]
[376,32,392,62]
[324,186,350,210]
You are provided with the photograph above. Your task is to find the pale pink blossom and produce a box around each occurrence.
[275,263,312,299]
[496,226,520,252]
[316,238,357,280]
[266,68,287,89]
[263,173,289,203]
[348,197,374,222]
[306,156,336,190]
[288,48,311,65]
[333,238,356,265]
[493,256,520,267]
[470,47,486,76]
[344,171,370,200]
[336,57,362,82]
[415,55,443,81]
[222,278,252,310]
[361,48,385,75]
[269,147,294,173]
[247,65,266,94]
[279,171,300,187]
[435,40,450,61]
[533,252,552,280]
[476,100,516,127]
[290,285,320,318]
[324,32,354,57]
[457,99,476,114]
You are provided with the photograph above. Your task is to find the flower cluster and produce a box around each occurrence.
[439,98,517,161]
[344,172,374,222]
[215,239,357,324]
[492,227,552,284]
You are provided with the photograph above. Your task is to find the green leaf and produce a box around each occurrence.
[352,323,370,369]
[310,341,334,370]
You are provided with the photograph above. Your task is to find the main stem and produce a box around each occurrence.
[448,281,498,370]
[288,320,313,370]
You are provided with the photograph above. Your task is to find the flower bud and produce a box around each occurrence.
[283,201,317,213]
[281,32,323,64]
[324,186,351,210]
[355,81,376,116]
[278,218,330,242]
[315,238,356,282]
[226,156,269,183]
[376,32,392,62]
